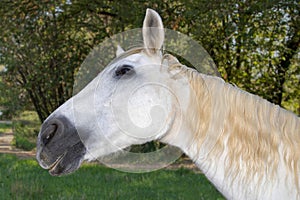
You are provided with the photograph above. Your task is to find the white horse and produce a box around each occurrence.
[37,9,300,200]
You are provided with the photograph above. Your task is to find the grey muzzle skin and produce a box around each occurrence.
[36,115,86,176]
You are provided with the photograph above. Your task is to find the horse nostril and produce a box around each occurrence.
[42,124,58,146]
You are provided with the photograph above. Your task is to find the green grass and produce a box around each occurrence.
[0,154,224,200]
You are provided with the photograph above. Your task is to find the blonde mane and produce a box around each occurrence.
[115,50,300,196]
[166,58,300,197]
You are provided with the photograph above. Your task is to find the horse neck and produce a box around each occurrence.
[162,71,300,199]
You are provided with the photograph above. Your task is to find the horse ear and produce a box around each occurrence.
[116,45,125,57]
[142,9,164,55]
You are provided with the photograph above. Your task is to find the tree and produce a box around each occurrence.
[0,0,103,121]
[183,0,299,114]
[0,0,185,121]
[0,0,299,124]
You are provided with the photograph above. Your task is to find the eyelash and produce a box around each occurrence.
[114,64,135,78]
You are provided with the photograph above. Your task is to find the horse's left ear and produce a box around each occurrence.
[142,9,164,56]
[116,45,125,57]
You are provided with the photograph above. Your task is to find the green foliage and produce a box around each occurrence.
[0,154,224,200]
[0,69,23,119]
[0,0,299,121]
[13,135,35,151]
[130,141,166,153]
[0,122,12,134]
[12,111,40,151]
[183,0,299,113]
[0,0,99,121]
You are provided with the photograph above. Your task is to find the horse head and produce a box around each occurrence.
[36,9,189,176]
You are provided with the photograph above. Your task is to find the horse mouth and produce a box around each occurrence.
[48,153,66,174]
[43,142,86,176]
[36,115,87,176]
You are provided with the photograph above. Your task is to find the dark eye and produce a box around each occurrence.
[114,64,135,78]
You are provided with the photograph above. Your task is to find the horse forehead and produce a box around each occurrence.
[123,52,161,65]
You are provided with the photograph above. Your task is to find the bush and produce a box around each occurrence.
[12,111,40,151]
[0,122,12,134]
[13,134,36,151]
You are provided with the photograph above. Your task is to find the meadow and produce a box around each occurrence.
[0,154,224,200]
[0,117,224,199]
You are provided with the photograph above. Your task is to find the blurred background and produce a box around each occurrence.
[0,0,299,151]
[0,1,299,199]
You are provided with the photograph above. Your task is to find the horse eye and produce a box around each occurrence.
[114,64,135,78]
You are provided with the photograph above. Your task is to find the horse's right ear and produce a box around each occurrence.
[142,9,164,56]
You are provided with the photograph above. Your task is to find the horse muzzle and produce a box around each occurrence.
[36,115,86,176]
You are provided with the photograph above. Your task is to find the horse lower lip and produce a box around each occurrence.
[48,154,65,172]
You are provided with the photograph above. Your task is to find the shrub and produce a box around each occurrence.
[12,111,40,151]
